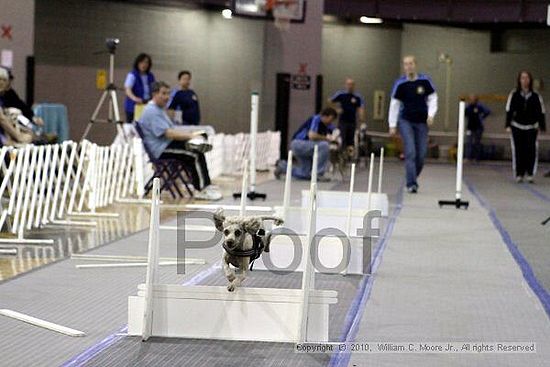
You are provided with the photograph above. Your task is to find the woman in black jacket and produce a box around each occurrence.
[506,71,546,183]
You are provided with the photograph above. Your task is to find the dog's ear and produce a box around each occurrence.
[213,208,225,232]
[243,218,262,234]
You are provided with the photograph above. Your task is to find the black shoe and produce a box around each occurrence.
[407,185,418,194]
[185,141,213,153]
[274,161,284,180]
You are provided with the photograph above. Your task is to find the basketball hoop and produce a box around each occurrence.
[263,0,299,31]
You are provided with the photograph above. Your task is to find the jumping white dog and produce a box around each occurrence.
[214,209,283,292]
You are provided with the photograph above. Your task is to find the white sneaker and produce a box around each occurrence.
[195,188,222,201]
[526,175,534,183]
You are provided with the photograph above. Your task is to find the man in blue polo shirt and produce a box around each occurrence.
[274,108,338,181]
[139,81,221,201]
[168,71,200,125]
[389,55,438,193]
[330,78,365,154]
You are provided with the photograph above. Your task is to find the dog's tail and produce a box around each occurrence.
[257,216,284,226]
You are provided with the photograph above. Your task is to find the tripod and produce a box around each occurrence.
[542,217,550,226]
[81,44,124,141]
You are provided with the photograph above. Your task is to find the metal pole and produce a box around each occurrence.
[249,93,259,193]
[311,144,319,185]
[367,153,374,210]
[346,163,356,236]
[456,101,466,200]
[282,150,293,222]
[240,160,249,216]
[377,148,384,194]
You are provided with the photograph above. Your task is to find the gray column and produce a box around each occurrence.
[261,0,324,143]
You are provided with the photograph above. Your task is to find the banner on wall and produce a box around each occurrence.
[373,90,386,120]
[96,69,107,90]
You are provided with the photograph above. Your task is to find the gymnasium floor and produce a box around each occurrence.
[0,160,549,367]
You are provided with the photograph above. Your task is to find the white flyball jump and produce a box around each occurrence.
[300,150,389,216]
[254,147,382,275]
[439,101,469,209]
[128,177,337,342]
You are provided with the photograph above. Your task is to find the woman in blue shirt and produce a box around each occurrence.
[124,53,155,123]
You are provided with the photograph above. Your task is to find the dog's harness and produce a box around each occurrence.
[223,230,265,271]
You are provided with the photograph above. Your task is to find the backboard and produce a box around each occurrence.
[232,0,306,23]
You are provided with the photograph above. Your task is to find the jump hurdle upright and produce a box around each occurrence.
[128,177,337,342]
[254,146,382,274]
[301,150,389,216]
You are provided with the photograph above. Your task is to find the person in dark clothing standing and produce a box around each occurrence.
[465,94,491,161]
[124,53,155,123]
[168,71,201,125]
[506,71,546,183]
[329,78,365,155]
[388,56,438,193]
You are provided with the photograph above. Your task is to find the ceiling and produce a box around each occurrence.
[118,0,550,25]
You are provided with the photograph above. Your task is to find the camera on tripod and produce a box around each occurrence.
[106,38,120,53]
[81,37,123,141]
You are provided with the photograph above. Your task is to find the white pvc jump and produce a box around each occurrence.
[128,177,337,343]
[253,234,367,274]
[300,150,389,216]
[261,148,383,275]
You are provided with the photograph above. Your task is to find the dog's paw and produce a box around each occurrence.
[227,284,235,292]
[274,217,284,226]
[227,273,236,282]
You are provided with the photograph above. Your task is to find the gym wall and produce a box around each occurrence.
[401,24,550,136]
[34,0,265,144]
[322,23,402,131]
[321,22,550,159]
[0,0,35,102]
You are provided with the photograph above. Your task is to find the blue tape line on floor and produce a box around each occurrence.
[465,180,550,319]
[329,182,404,367]
[60,262,220,367]
[489,164,550,203]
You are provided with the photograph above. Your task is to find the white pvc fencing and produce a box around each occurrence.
[203,130,281,177]
[0,130,281,240]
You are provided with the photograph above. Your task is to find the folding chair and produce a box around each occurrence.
[134,122,194,199]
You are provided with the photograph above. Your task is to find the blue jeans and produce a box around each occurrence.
[398,119,428,188]
[289,139,330,179]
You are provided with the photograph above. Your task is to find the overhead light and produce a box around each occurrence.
[360,16,383,24]
[222,9,233,19]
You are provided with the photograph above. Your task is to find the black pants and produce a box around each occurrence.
[159,140,211,191]
[466,128,483,161]
[340,121,356,148]
[126,111,134,124]
[511,127,538,177]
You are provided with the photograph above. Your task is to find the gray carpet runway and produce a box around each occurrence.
[1,161,549,367]
[83,271,364,367]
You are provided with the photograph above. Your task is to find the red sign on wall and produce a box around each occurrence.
[292,62,311,90]
[1,25,12,40]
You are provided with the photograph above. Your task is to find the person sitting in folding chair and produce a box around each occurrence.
[139,81,221,201]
